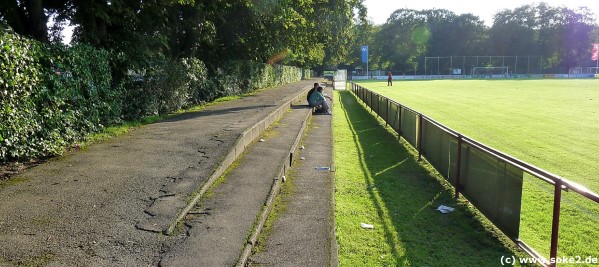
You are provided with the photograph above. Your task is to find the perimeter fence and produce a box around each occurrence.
[424,56,543,75]
[350,82,599,267]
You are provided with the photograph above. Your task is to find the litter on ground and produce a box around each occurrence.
[360,223,374,229]
[437,205,455,214]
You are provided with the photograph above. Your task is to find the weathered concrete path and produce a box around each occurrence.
[0,79,317,266]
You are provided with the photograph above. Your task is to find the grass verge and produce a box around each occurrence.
[333,90,529,266]
[356,79,599,260]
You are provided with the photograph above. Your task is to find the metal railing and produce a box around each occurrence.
[350,82,599,266]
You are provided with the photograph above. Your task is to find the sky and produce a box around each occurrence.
[362,0,599,26]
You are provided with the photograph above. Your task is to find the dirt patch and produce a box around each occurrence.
[0,158,48,181]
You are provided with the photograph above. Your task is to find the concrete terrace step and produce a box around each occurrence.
[248,85,336,267]
[159,102,313,266]
[135,79,318,235]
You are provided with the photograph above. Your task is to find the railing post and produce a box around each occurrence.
[385,99,389,127]
[362,87,365,102]
[455,134,463,198]
[418,114,423,161]
[549,180,562,267]
[398,106,402,137]
[368,91,373,112]
[378,95,381,116]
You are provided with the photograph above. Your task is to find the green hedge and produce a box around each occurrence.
[1,32,117,160]
[1,31,306,162]
[1,32,46,159]
[214,61,302,97]
[123,60,303,118]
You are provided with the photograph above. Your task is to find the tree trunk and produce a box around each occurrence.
[26,0,48,42]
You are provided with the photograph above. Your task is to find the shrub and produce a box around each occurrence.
[1,32,116,161]
[120,58,211,118]
[1,30,307,162]
[1,32,47,159]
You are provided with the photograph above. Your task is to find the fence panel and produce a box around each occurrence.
[459,143,524,240]
[421,119,459,186]
[372,92,380,116]
[400,107,418,148]
[388,102,400,133]
[366,90,372,110]
[377,97,387,121]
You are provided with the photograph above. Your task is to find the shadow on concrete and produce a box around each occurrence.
[161,104,277,123]
[290,104,313,110]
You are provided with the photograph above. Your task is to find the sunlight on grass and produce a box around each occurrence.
[333,90,527,266]
[356,79,599,261]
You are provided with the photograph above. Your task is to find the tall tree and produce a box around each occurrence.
[346,19,379,71]
[488,3,597,72]
[0,0,68,42]
[374,9,429,73]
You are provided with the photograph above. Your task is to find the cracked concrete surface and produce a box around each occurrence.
[0,79,317,266]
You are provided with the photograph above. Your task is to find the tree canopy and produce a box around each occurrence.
[353,3,599,74]
[0,0,367,70]
[1,1,598,73]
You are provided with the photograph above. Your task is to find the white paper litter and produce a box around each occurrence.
[300,157,306,160]
[360,223,374,229]
[437,205,455,214]
[259,139,265,142]
[300,145,305,149]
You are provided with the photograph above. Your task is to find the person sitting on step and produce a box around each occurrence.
[308,86,332,115]
[307,82,319,104]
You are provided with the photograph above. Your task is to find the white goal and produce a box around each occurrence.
[569,67,599,74]
[569,67,583,74]
[472,66,509,77]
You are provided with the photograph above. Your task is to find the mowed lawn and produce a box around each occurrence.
[332,90,528,266]
[354,79,599,260]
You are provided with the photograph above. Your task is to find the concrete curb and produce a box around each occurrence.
[165,82,315,235]
[329,88,339,267]
[236,105,312,267]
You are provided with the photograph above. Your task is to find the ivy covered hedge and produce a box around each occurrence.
[1,32,118,160]
[215,61,302,97]
[0,32,307,162]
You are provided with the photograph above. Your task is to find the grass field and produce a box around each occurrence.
[333,90,529,266]
[353,79,599,262]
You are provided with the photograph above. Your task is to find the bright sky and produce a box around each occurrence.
[363,0,599,26]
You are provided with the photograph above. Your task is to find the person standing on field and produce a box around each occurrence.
[387,71,392,86]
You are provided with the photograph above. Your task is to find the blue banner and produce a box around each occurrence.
[361,45,368,63]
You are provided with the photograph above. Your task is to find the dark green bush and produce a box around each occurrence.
[184,58,212,105]
[1,31,306,162]
[1,32,47,159]
[121,58,211,118]
[216,61,302,95]
[1,32,116,161]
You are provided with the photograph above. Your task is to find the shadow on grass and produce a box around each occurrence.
[336,90,524,266]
